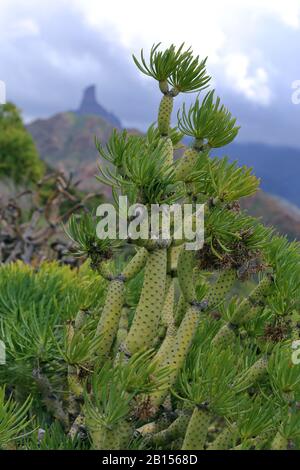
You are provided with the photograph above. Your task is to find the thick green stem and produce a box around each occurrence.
[113,305,129,355]
[207,269,236,307]
[158,95,173,136]
[118,420,133,449]
[207,424,237,450]
[124,249,167,355]
[153,280,176,367]
[74,309,89,330]
[177,248,196,303]
[65,322,83,417]
[175,293,187,327]
[212,323,237,348]
[161,278,175,329]
[236,355,268,390]
[96,279,125,360]
[152,303,205,407]
[90,425,120,450]
[174,147,198,182]
[167,245,182,275]
[169,304,203,375]
[121,248,148,281]
[182,406,210,450]
[151,410,192,447]
[161,136,174,166]
[212,274,271,348]
[271,430,288,450]
[97,260,114,280]
[237,275,273,323]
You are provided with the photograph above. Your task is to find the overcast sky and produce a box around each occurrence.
[1,0,300,147]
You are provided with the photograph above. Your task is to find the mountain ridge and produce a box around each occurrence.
[220,142,300,207]
[74,84,122,128]
[25,91,300,239]
[28,110,300,207]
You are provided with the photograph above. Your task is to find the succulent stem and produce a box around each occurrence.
[96,279,125,360]
[182,406,210,450]
[124,248,167,355]
[158,94,173,136]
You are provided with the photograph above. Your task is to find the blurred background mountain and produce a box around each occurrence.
[20,85,300,241]
[1,1,300,240]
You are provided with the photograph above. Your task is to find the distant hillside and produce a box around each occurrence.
[26,95,300,239]
[27,85,122,170]
[240,191,300,241]
[27,112,114,169]
[220,142,300,207]
[28,112,300,209]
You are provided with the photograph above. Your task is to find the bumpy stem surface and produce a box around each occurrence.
[177,248,196,303]
[182,406,210,450]
[158,95,173,136]
[207,424,237,450]
[207,269,236,307]
[124,248,167,355]
[151,410,192,447]
[175,147,200,182]
[96,279,125,360]
[271,430,288,450]
[121,248,148,281]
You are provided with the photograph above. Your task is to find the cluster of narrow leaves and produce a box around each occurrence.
[177,91,239,147]
[1,43,300,451]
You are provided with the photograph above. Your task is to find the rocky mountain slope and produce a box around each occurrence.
[26,88,300,239]
[27,85,121,170]
[74,85,121,128]
[27,111,114,169]
[240,191,300,241]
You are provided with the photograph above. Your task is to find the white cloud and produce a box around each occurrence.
[74,0,227,59]
[0,10,40,40]
[2,0,297,109]
[1,0,300,146]
[71,0,298,107]
[9,18,40,38]
[73,0,300,50]
[263,0,300,29]
[223,54,272,105]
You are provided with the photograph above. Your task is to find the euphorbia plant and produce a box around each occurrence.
[1,43,300,451]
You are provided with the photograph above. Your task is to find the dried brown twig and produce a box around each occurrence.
[0,171,98,265]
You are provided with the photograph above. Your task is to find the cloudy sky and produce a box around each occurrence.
[1,0,300,147]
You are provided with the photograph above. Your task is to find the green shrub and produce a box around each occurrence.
[0,102,44,184]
